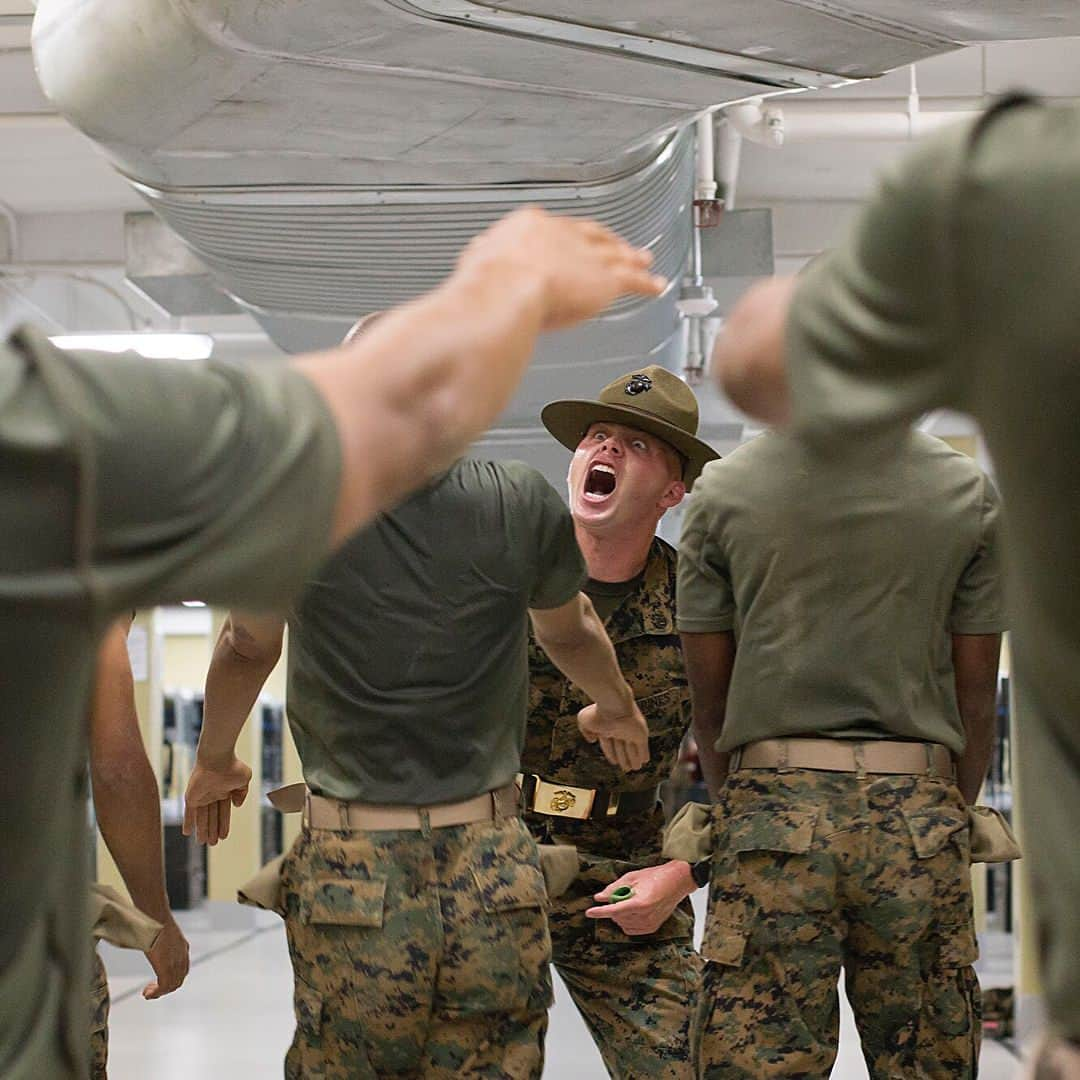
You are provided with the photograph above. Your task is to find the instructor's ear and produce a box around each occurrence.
[659,479,686,511]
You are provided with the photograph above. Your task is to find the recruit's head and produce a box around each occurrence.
[541,365,718,533]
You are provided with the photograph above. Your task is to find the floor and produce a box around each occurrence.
[101,894,1028,1078]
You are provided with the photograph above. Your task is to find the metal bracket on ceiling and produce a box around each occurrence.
[384,0,846,90]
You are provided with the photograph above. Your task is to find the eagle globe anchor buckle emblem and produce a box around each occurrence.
[549,789,577,813]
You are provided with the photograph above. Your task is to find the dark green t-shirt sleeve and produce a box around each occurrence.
[676,466,735,633]
[949,474,1007,634]
[510,464,586,610]
[22,327,341,615]
[786,120,973,444]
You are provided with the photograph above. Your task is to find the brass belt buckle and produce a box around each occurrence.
[531,777,594,820]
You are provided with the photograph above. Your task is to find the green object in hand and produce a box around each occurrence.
[608,886,635,904]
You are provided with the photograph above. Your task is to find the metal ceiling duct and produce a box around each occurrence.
[29,1,1080,480]
[131,129,694,335]
[32,0,1080,352]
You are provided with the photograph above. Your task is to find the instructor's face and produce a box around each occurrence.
[568,422,685,531]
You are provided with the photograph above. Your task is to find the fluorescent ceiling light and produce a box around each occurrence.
[49,333,214,361]
[181,600,207,608]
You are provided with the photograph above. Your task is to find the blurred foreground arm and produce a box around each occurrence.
[711,277,798,426]
[530,594,649,772]
[89,619,189,1000]
[296,209,666,545]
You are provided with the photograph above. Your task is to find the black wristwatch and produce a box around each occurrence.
[691,859,711,889]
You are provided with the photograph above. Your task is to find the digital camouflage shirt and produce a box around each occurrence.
[523,537,690,862]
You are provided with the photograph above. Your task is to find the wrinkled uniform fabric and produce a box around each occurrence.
[281,460,584,1075]
[785,96,1080,1039]
[287,459,585,806]
[697,770,980,1079]
[282,817,550,1079]
[0,326,340,1079]
[524,538,702,1079]
[88,951,108,1080]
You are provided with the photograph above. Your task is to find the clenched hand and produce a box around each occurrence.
[577,699,650,773]
[183,755,252,846]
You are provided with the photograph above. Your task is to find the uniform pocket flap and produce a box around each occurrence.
[473,860,548,913]
[936,922,979,968]
[904,805,969,859]
[701,922,748,967]
[593,903,694,945]
[302,875,386,927]
[729,810,818,855]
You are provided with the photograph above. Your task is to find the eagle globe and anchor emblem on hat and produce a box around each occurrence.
[539,364,720,489]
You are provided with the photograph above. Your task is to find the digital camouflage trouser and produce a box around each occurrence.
[282,815,551,1079]
[89,949,109,1080]
[548,849,702,1079]
[697,769,981,1079]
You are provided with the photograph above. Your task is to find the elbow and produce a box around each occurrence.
[91,749,148,795]
[222,625,282,671]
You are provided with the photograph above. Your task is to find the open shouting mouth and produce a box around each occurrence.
[583,462,617,502]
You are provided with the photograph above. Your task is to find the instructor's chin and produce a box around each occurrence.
[571,493,612,526]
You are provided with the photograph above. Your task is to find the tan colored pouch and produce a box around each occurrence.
[89,884,163,952]
[537,844,579,900]
[238,854,288,917]
[968,805,1022,863]
[267,783,306,813]
[661,801,714,864]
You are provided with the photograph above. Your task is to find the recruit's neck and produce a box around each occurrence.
[574,519,657,583]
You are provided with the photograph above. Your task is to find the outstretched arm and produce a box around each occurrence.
[296,208,667,545]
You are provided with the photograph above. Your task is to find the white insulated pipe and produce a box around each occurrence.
[724,96,975,147]
[718,116,743,211]
[695,112,718,203]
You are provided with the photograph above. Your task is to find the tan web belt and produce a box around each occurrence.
[731,738,955,779]
[516,773,659,821]
[267,781,520,831]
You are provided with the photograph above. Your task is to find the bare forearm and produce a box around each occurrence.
[296,264,544,546]
[956,714,994,804]
[952,633,1002,804]
[199,623,278,766]
[534,599,634,715]
[693,715,731,799]
[93,752,171,924]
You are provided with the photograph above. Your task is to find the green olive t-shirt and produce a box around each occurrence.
[0,326,340,1078]
[286,458,586,805]
[678,430,1003,753]
[782,97,1080,1037]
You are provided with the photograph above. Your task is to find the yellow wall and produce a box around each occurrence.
[163,632,211,692]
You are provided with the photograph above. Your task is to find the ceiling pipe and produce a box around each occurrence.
[694,111,718,205]
[717,114,743,212]
[679,112,722,384]
[724,68,976,147]
[725,98,974,145]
